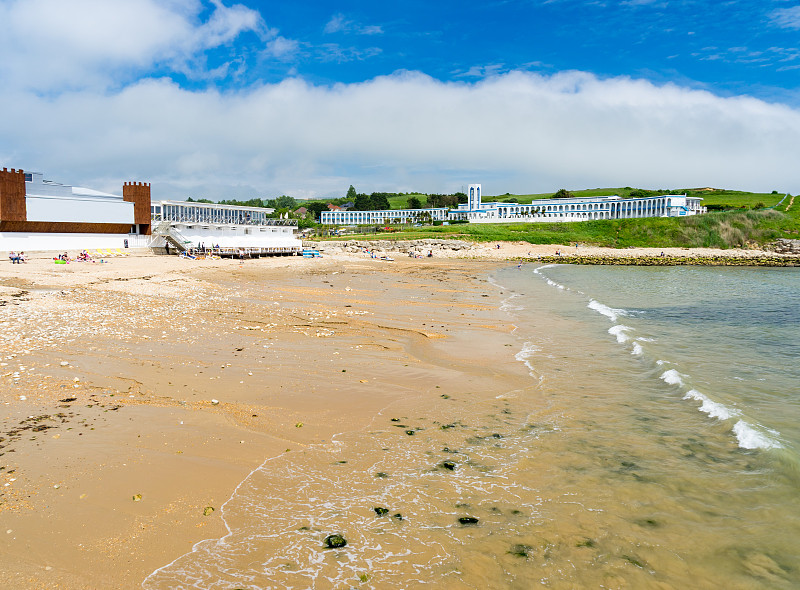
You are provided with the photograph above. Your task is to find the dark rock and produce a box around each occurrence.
[405,430,415,436]
[59,397,77,403]
[392,513,403,521]
[374,507,389,516]
[509,544,533,558]
[375,472,389,478]
[323,534,347,549]
[440,461,456,471]
[458,516,479,525]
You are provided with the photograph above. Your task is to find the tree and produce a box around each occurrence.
[369,192,391,210]
[408,196,422,209]
[272,195,298,210]
[305,201,330,220]
[553,189,575,199]
[346,185,357,201]
[353,193,371,211]
[427,194,459,208]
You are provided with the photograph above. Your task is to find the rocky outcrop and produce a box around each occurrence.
[769,238,800,254]
[536,253,800,266]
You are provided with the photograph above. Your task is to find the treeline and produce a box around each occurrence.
[351,192,391,211]
[423,193,467,208]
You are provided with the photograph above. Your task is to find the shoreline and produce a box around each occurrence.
[310,239,800,266]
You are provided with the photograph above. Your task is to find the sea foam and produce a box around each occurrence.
[588,299,628,322]
[515,342,540,378]
[683,389,739,420]
[660,369,684,386]
[631,341,643,355]
[733,420,783,450]
[608,325,633,343]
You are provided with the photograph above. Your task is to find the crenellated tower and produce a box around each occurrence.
[0,167,28,227]
[123,181,152,235]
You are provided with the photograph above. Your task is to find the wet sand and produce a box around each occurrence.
[0,252,520,588]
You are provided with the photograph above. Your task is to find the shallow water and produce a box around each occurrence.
[144,264,800,589]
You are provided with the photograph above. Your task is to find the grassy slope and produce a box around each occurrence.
[342,207,799,249]
[387,194,428,209]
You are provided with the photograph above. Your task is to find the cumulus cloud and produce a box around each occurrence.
[2,70,800,198]
[0,0,264,90]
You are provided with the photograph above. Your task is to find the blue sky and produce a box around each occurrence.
[198,0,800,102]
[1,0,800,199]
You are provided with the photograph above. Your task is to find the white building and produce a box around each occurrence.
[319,207,450,225]
[150,199,301,254]
[457,193,705,223]
[0,168,150,252]
[320,183,705,225]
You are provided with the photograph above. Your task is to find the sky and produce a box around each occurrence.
[1,0,800,200]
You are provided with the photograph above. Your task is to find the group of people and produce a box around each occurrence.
[53,250,94,263]
[8,251,26,264]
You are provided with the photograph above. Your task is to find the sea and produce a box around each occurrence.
[143,264,800,589]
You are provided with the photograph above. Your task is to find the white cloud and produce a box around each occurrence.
[0,0,264,91]
[324,12,383,35]
[771,6,800,29]
[2,70,800,198]
[324,13,349,34]
[265,36,300,59]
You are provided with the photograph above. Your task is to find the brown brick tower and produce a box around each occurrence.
[123,181,152,235]
[0,168,27,229]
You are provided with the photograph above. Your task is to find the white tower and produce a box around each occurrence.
[468,183,481,210]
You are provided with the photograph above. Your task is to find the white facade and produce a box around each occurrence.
[151,200,301,251]
[467,184,482,211]
[320,207,450,225]
[0,232,143,252]
[24,172,134,225]
[469,194,705,223]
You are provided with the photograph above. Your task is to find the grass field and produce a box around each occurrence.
[387,193,428,209]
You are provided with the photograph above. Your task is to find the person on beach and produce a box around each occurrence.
[9,251,19,264]
[18,252,26,263]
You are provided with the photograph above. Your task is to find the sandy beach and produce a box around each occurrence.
[0,249,523,588]
[1,244,797,588]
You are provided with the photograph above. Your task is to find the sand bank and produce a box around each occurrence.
[0,252,523,588]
